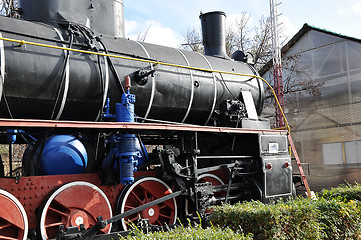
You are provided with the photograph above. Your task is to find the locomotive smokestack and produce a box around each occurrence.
[19,0,125,37]
[200,11,229,59]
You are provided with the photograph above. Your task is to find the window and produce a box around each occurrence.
[345,141,361,164]
[322,142,343,165]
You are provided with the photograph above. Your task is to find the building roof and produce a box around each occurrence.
[259,23,361,76]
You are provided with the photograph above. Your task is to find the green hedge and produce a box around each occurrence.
[209,183,361,240]
[320,182,361,202]
[122,225,252,240]
[316,198,361,239]
[121,183,361,240]
[209,200,322,239]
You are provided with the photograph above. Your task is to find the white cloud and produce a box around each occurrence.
[125,20,183,48]
[333,3,361,15]
[124,20,141,35]
[337,9,347,15]
[226,13,254,32]
[353,3,361,14]
[279,16,298,40]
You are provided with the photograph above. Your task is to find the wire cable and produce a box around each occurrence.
[0,35,291,133]
[50,29,73,119]
[96,37,125,94]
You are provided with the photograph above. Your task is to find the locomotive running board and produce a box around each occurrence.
[0,118,288,134]
[287,134,312,198]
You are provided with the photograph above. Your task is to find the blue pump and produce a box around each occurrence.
[102,76,146,185]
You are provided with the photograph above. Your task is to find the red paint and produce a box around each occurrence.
[40,183,112,239]
[121,178,176,229]
[284,161,290,168]
[0,171,155,231]
[125,75,131,90]
[266,163,273,170]
[0,191,26,239]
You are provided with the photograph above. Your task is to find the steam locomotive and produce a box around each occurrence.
[0,0,296,239]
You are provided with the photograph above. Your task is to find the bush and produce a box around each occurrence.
[122,225,252,240]
[121,183,361,240]
[320,182,361,202]
[316,198,361,239]
[210,182,361,239]
[209,199,322,240]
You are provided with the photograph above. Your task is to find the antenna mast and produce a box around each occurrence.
[270,0,284,128]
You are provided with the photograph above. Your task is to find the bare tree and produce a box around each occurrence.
[250,16,273,68]
[181,12,326,114]
[181,27,203,53]
[224,12,252,56]
[137,24,152,42]
[181,13,273,71]
[283,55,320,96]
[0,0,18,17]
[264,54,321,106]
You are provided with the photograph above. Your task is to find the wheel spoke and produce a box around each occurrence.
[47,206,69,217]
[159,200,175,211]
[126,216,139,223]
[44,222,65,228]
[125,205,135,210]
[139,182,167,199]
[159,213,171,219]
[0,222,12,230]
[130,191,144,205]
[139,184,175,210]
[0,235,19,240]
[142,189,149,202]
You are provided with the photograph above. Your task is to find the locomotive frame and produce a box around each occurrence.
[0,119,297,239]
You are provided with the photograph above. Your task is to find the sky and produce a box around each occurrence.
[124,0,361,48]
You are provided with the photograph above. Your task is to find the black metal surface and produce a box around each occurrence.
[199,11,228,59]
[19,0,125,37]
[0,14,264,125]
[259,134,293,200]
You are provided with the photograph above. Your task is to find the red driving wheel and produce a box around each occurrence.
[117,177,177,230]
[38,181,112,239]
[185,173,225,214]
[0,189,28,240]
[197,173,225,198]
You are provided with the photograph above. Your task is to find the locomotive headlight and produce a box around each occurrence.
[266,162,273,170]
[283,161,290,169]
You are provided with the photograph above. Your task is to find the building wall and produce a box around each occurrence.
[263,30,361,191]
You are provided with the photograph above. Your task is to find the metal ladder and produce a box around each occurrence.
[288,134,312,198]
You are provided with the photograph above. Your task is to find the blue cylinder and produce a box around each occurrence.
[40,135,88,175]
[116,103,134,122]
[116,134,137,153]
[116,92,135,122]
[120,156,136,185]
[115,134,138,185]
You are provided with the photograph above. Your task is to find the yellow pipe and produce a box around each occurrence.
[0,36,291,133]
[260,78,291,133]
